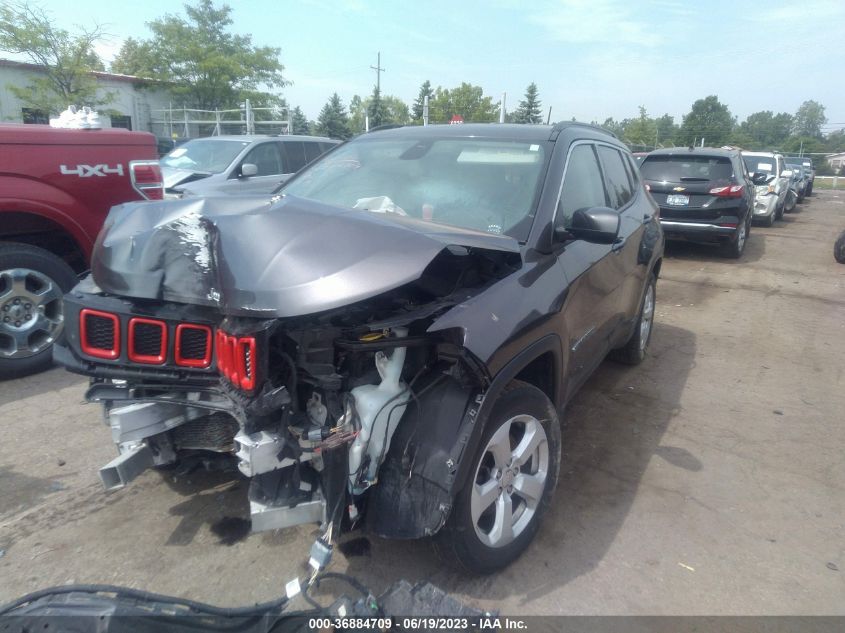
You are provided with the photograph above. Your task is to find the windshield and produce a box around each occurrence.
[280,136,549,240]
[743,156,776,174]
[640,155,733,182]
[161,139,249,173]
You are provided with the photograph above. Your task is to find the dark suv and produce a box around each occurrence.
[55,123,663,573]
[640,147,754,258]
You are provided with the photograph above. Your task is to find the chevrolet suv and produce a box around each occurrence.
[640,147,753,258]
[55,123,663,573]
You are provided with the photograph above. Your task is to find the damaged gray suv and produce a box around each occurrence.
[55,123,664,573]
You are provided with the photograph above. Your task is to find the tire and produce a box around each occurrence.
[434,381,561,574]
[759,211,774,227]
[835,230,845,264]
[775,198,785,221]
[0,242,77,380]
[610,274,656,365]
[722,217,749,259]
[806,182,813,197]
[784,190,797,213]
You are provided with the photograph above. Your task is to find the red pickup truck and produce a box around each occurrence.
[0,124,162,378]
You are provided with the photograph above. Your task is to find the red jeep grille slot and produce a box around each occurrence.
[175,324,212,368]
[216,330,257,391]
[128,318,167,364]
[80,309,119,359]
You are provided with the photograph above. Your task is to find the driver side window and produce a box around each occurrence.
[556,144,607,229]
[241,143,282,176]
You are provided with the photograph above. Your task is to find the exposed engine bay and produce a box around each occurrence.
[55,196,523,542]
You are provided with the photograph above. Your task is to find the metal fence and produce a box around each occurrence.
[150,100,290,139]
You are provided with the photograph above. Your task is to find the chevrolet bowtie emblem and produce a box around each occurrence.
[673,186,686,192]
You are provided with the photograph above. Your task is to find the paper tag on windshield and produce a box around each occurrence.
[757,163,772,171]
[529,144,539,152]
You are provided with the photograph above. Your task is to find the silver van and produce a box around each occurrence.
[161,135,339,197]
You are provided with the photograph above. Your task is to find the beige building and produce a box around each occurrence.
[0,59,171,133]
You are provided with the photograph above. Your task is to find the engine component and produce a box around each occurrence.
[347,328,411,492]
[171,412,238,452]
[234,429,296,477]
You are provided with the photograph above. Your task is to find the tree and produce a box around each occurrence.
[349,93,409,132]
[655,114,678,147]
[367,86,388,128]
[512,82,542,124]
[623,106,657,148]
[290,106,309,135]
[792,100,826,138]
[678,95,734,147]
[738,110,793,149]
[315,93,351,140]
[429,83,498,124]
[0,2,111,114]
[110,0,288,110]
[411,80,433,122]
[600,117,625,138]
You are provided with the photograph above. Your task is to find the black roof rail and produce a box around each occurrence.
[549,121,617,142]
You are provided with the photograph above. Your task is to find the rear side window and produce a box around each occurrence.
[641,155,733,183]
[281,141,307,173]
[557,144,607,228]
[303,141,324,164]
[597,145,633,209]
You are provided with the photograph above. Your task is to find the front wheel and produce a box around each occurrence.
[434,381,561,574]
[0,243,77,379]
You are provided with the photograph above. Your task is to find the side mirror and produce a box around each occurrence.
[750,172,770,185]
[240,163,258,177]
[557,207,620,245]
[780,169,793,178]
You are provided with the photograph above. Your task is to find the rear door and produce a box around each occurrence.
[596,144,649,336]
[217,141,285,194]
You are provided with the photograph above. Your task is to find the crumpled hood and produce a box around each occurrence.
[91,195,520,317]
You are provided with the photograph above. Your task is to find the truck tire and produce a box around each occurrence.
[434,381,561,574]
[835,230,845,264]
[0,242,77,379]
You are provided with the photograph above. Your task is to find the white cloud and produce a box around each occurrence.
[528,0,657,46]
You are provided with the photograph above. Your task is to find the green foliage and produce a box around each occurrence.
[110,0,288,110]
[290,106,309,135]
[348,92,409,133]
[428,83,498,124]
[678,95,735,147]
[780,135,827,154]
[512,82,542,124]
[792,100,826,138]
[600,117,625,138]
[655,114,678,146]
[411,80,432,122]
[623,106,657,147]
[0,1,112,114]
[737,111,793,150]
[367,86,388,128]
[315,93,351,140]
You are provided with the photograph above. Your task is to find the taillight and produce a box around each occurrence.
[216,331,257,391]
[127,317,167,364]
[79,309,120,359]
[709,184,745,198]
[130,160,164,200]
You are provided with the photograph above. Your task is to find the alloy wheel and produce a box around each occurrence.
[0,268,65,359]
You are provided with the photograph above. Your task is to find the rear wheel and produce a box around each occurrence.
[0,243,77,379]
[610,275,656,365]
[434,381,561,574]
[722,218,749,259]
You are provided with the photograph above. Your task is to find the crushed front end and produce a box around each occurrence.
[55,196,520,541]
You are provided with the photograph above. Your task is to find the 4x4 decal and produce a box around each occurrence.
[60,164,124,177]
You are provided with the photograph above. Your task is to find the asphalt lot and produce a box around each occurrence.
[1,191,843,614]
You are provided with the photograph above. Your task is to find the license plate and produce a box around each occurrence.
[666,194,690,206]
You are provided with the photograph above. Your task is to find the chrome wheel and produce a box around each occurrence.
[639,283,655,351]
[0,268,65,359]
[471,414,549,548]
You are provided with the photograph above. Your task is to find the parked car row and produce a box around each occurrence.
[635,145,816,257]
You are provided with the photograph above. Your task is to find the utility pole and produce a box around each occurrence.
[499,92,506,123]
[370,52,385,93]
[423,95,429,126]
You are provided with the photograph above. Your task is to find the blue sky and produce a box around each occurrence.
[32,0,845,128]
